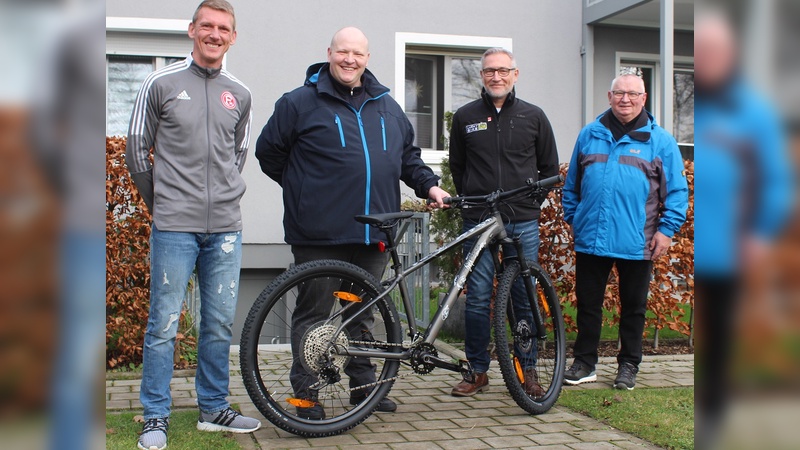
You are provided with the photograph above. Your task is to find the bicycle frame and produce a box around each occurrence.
[325,174,563,367]
[327,210,510,363]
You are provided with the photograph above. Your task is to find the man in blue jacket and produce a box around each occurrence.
[562,73,688,390]
[694,9,794,447]
[256,27,449,418]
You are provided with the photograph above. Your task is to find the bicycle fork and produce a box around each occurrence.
[509,237,548,340]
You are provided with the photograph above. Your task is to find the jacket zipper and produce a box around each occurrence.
[355,110,372,244]
[335,114,346,147]
[205,78,212,233]
[332,92,390,244]
[495,109,502,189]
[380,116,387,151]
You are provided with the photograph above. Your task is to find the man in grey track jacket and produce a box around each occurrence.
[125,2,260,449]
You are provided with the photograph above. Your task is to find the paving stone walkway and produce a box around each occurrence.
[107,342,693,449]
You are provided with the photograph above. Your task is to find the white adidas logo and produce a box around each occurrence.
[177,90,191,100]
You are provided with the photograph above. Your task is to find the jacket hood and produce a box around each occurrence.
[303,62,389,99]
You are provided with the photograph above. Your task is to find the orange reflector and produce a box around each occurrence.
[539,290,550,315]
[514,357,525,383]
[334,291,362,302]
[287,398,317,408]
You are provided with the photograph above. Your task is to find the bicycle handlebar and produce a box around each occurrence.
[443,174,564,207]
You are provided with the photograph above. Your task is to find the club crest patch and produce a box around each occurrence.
[465,122,488,134]
[221,91,236,110]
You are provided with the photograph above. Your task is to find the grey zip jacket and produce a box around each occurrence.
[126,54,252,233]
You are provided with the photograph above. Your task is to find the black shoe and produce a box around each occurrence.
[614,361,638,390]
[564,360,597,385]
[350,393,397,412]
[296,403,325,420]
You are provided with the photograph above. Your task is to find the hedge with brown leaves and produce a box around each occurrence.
[106,137,196,369]
[539,161,694,338]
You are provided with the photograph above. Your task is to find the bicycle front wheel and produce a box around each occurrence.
[239,259,402,437]
[493,260,566,414]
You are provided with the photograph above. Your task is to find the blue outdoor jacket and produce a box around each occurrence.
[255,63,439,245]
[563,110,688,260]
[694,79,793,275]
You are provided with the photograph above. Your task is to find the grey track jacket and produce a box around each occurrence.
[126,55,252,233]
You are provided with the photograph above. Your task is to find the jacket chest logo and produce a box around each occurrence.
[221,91,236,110]
[465,122,488,134]
[629,148,641,154]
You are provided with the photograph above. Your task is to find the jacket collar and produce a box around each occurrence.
[481,87,516,110]
[187,53,221,79]
[304,62,389,100]
[598,108,653,142]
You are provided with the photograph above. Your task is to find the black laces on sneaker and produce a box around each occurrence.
[618,363,637,378]
[567,362,585,374]
[142,418,169,434]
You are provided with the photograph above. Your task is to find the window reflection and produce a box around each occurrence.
[106,56,153,137]
[405,54,481,150]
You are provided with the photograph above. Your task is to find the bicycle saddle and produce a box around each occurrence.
[354,212,415,226]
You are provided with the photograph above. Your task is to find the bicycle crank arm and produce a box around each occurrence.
[421,354,468,373]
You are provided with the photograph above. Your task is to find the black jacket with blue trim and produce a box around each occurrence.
[255,62,440,245]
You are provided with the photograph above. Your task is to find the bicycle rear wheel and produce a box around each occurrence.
[239,259,402,437]
[493,260,565,414]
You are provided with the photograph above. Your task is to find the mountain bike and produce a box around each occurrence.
[239,174,566,437]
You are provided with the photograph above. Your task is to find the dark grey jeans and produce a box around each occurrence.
[289,244,389,400]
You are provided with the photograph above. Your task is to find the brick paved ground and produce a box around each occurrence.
[107,342,693,449]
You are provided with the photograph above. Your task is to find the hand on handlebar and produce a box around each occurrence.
[427,185,451,209]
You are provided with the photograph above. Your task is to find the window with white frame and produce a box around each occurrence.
[106,55,182,136]
[404,51,483,150]
[106,18,192,137]
[672,67,694,146]
[395,33,512,162]
[619,55,694,158]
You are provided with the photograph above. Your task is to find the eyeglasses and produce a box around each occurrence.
[611,90,644,100]
[481,67,516,77]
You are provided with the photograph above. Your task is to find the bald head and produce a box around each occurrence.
[327,27,370,88]
[330,27,369,51]
[695,9,739,89]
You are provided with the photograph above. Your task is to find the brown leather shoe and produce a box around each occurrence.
[523,367,545,397]
[451,372,489,397]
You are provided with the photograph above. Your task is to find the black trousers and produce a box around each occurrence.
[572,252,653,369]
[694,274,739,446]
[288,244,389,398]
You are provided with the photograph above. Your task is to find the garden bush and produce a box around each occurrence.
[106,137,196,369]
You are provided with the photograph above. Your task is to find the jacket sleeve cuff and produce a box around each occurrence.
[416,177,440,199]
[657,225,675,238]
[130,170,155,214]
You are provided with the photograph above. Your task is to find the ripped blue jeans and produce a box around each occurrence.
[141,225,242,419]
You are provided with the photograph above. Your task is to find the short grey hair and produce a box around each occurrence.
[610,73,645,92]
[481,47,516,68]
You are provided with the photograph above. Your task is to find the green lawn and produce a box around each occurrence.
[561,301,692,341]
[558,386,694,450]
[106,409,242,450]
